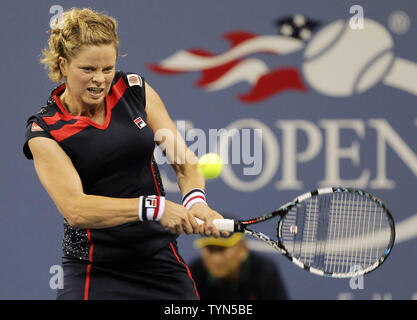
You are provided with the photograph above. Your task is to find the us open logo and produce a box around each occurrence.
[149,15,417,102]
[134,116,147,129]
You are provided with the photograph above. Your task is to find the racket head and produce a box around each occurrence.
[276,187,395,278]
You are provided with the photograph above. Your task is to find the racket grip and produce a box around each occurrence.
[195,218,235,232]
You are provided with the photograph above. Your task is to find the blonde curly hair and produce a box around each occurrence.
[41,7,119,83]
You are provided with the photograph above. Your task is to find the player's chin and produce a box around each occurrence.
[83,92,106,106]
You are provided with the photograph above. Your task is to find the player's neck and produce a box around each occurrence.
[60,90,104,118]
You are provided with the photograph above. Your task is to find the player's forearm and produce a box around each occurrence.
[64,193,139,229]
[172,155,206,196]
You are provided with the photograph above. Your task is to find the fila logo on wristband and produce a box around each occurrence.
[145,198,157,208]
[138,195,165,221]
[182,188,207,209]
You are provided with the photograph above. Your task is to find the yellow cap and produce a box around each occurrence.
[193,233,244,248]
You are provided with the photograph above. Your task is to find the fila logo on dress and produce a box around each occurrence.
[133,116,147,129]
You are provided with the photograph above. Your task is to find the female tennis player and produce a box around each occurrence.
[22,7,223,300]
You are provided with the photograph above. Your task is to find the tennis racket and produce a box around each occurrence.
[197,187,395,278]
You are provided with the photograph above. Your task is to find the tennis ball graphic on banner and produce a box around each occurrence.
[302,19,394,97]
[198,153,223,179]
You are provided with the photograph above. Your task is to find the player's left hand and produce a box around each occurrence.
[187,202,224,238]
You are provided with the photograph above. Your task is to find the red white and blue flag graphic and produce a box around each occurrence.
[148,15,319,103]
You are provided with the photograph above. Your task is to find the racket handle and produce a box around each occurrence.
[195,218,235,232]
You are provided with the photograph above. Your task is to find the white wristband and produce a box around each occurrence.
[138,195,165,221]
[182,188,207,209]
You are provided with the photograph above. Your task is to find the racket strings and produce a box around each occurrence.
[280,192,392,275]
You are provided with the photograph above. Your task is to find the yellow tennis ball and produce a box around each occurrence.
[198,153,223,179]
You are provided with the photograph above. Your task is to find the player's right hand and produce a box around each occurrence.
[159,200,195,235]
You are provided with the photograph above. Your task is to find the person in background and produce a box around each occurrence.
[189,229,289,300]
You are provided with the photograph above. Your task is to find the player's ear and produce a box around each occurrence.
[58,56,68,78]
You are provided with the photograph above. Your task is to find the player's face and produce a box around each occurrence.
[61,44,117,109]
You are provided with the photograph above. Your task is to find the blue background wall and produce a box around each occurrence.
[1,0,416,299]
